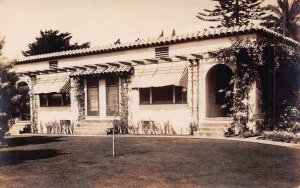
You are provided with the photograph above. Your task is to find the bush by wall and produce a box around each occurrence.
[40,120,74,134]
[263,131,300,143]
[128,120,177,135]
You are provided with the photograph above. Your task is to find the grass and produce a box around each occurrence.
[0,135,300,188]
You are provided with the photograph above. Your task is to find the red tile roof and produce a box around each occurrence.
[16,25,300,64]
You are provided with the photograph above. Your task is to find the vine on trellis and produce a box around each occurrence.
[73,78,85,122]
[208,37,300,134]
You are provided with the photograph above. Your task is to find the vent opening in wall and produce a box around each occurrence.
[155,46,169,58]
[49,60,58,69]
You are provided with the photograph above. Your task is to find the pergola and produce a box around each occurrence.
[18,53,207,77]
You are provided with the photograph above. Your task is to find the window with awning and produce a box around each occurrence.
[34,73,71,107]
[133,62,188,105]
[33,73,71,94]
[131,62,188,88]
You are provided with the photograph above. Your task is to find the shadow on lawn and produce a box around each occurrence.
[0,149,63,166]
[5,136,64,147]
[104,149,151,157]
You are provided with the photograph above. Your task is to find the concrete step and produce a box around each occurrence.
[201,122,231,128]
[198,127,228,132]
[204,117,233,121]
[74,120,113,135]
[195,131,225,137]
[197,118,232,137]
[8,121,31,135]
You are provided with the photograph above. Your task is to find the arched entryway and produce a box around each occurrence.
[17,81,30,121]
[206,64,233,117]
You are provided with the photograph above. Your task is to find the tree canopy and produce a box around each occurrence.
[0,38,19,134]
[261,0,300,41]
[22,29,90,57]
[197,0,267,27]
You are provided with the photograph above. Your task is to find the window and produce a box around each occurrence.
[48,93,62,106]
[139,88,150,104]
[139,85,187,104]
[39,93,70,107]
[106,77,119,116]
[62,93,71,106]
[49,60,58,69]
[40,94,48,107]
[152,86,173,104]
[87,79,99,116]
[155,46,169,58]
[175,86,187,104]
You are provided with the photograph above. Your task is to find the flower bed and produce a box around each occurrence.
[263,131,300,143]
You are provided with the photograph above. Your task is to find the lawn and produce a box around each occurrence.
[0,136,299,188]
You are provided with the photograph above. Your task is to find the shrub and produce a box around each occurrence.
[224,127,235,137]
[277,105,300,133]
[263,131,300,143]
[189,121,198,135]
[128,124,139,134]
[44,120,73,134]
[163,120,176,135]
[140,120,160,135]
[128,120,177,135]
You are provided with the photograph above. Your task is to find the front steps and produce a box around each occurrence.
[74,120,113,135]
[8,120,31,135]
[196,117,232,137]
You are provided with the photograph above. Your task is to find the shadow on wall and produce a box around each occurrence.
[0,149,63,166]
[5,136,64,147]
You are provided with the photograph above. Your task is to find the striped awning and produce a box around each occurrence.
[33,74,71,94]
[131,63,188,88]
[70,65,132,77]
[179,67,188,87]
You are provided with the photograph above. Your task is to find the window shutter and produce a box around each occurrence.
[155,46,169,58]
[49,60,58,69]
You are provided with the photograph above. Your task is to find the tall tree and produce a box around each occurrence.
[197,0,266,27]
[22,29,90,56]
[261,0,300,41]
[0,38,19,139]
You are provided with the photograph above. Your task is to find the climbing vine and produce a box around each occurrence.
[209,37,300,134]
[119,76,130,133]
[73,77,85,121]
[30,76,39,133]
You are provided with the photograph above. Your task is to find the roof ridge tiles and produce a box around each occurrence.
[17,25,300,63]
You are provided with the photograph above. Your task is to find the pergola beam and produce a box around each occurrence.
[175,55,188,61]
[106,62,120,67]
[95,64,109,68]
[64,67,76,71]
[85,65,97,68]
[118,61,132,66]
[74,66,87,70]
[191,53,203,59]
[160,57,173,62]
[132,60,145,65]
[145,58,159,64]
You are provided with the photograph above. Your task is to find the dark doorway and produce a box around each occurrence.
[206,64,233,117]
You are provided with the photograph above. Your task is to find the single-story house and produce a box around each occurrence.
[13,25,300,136]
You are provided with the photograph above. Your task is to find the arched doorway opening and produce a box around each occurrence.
[17,81,30,121]
[206,64,233,117]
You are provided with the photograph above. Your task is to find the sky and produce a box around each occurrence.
[0,0,273,59]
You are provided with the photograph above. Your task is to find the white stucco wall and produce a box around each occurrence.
[38,107,74,122]
[14,33,260,133]
[128,89,191,135]
[14,61,49,72]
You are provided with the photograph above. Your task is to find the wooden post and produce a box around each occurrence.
[113,123,115,157]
